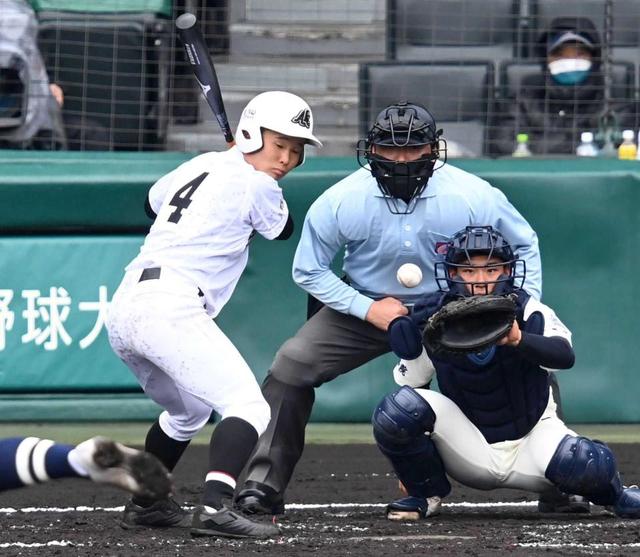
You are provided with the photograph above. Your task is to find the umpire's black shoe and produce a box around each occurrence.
[538,489,591,513]
[235,481,285,515]
[191,505,281,539]
[120,497,192,528]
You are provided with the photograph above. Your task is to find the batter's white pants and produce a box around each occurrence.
[418,387,576,493]
[106,268,270,442]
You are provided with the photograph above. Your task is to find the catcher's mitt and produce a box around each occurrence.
[423,293,518,354]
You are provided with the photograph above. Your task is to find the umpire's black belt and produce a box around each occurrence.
[139,267,205,298]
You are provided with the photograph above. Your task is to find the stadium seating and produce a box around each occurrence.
[36,9,171,150]
[359,61,495,157]
[387,0,526,64]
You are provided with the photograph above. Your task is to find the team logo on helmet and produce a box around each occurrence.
[291,109,311,129]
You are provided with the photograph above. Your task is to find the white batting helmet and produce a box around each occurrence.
[235,91,322,166]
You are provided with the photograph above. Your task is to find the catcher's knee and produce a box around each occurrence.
[545,435,623,506]
[271,337,323,388]
[372,386,436,449]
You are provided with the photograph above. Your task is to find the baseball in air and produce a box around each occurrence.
[396,263,422,288]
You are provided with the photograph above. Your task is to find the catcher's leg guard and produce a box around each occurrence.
[372,386,451,499]
[545,435,622,506]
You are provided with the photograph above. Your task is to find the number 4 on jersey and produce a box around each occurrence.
[167,172,208,223]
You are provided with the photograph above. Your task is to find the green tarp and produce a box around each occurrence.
[2,151,640,422]
[28,0,171,17]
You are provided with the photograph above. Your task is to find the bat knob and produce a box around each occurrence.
[176,12,197,29]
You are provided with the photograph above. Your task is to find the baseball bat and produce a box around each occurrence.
[175,12,235,146]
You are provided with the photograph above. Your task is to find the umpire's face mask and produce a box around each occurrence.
[367,143,438,214]
[370,155,435,202]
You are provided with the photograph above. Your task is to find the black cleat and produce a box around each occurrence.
[611,485,640,518]
[386,495,443,521]
[120,497,192,529]
[538,489,591,513]
[191,505,281,539]
[235,481,285,515]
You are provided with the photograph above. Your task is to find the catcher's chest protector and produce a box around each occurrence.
[430,291,550,443]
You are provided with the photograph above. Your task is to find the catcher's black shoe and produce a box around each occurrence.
[538,489,591,513]
[386,495,443,521]
[611,485,640,518]
[235,481,285,515]
[120,497,192,528]
[191,505,281,538]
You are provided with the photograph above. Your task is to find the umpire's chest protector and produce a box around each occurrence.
[431,291,551,444]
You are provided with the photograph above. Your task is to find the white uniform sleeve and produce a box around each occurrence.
[523,298,572,345]
[392,347,436,388]
[148,168,177,215]
[249,179,289,240]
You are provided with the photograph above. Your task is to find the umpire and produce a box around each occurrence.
[235,101,542,514]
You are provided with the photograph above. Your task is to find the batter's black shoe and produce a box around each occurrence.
[538,489,591,513]
[120,497,192,528]
[191,505,281,539]
[235,481,285,515]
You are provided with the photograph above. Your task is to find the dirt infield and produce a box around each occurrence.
[2,443,639,556]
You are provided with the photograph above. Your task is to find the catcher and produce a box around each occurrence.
[373,225,640,520]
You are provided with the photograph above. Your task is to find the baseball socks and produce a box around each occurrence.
[201,417,258,511]
[131,419,190,507]
[0,437,81,491]
[0,436,171,497]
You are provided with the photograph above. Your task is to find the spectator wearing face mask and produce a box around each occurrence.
[487,17,640,156]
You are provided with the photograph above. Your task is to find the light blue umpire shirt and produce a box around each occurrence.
[292,164,542,321]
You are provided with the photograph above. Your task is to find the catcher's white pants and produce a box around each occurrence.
[417,387,576,493]
[106,268,270,442]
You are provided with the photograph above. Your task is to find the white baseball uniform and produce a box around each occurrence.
[106,147,288,441]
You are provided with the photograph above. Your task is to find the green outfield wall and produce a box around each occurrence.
[1,151,639,423]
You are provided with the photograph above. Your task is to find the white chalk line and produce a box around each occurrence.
[519,542,640,549]
[3,501,636,550]
[0,541,82,549]
[0,500,538,514]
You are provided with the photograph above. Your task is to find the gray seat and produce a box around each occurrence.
[388,0,521,64]
[359,61,495,157]
[531,0,640,43]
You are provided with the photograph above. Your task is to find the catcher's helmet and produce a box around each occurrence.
[357,101,446,214]
[235,91,322,166]
[435,226,525,294]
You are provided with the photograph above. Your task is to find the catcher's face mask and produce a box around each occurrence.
[356,101,446,214]
[435,225,526,295]
[448,256,512,296]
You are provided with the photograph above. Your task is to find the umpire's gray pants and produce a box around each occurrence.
[244,306,390,495]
